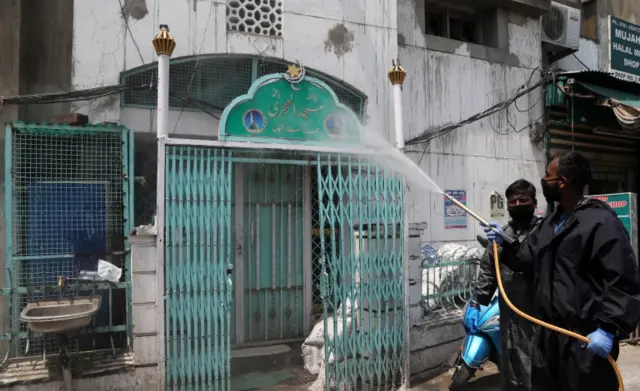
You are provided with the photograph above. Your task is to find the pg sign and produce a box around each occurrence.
[490,191,505,220]
[608,16,640,83]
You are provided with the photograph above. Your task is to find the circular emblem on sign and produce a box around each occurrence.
[243,109,266,134]
[324,114,343,138]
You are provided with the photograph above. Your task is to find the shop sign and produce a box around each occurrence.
[608,16,640,83]
[586,193,636,254]
[219,64,361,144]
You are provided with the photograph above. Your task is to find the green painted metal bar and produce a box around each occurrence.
[123,127,135,348]
[4,125,16,357]
[0,325,129,340]
[165,145,232,390]
[318,153,405,389]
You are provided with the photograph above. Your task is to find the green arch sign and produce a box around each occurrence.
[218,67,362,145]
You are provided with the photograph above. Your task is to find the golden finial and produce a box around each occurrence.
[286,64,302,79]
[153,24,176,57]
[387,59,407,85]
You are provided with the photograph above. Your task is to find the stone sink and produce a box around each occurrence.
[20,296,102,334]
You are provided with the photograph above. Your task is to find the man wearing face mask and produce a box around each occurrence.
[464,179,541,391]
[484,151,640,391]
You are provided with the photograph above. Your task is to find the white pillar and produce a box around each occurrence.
[393,84,404,149]
[388,59,407,150]
[152,24,175,391]
[157,54,170,138]
[388,58,410,388]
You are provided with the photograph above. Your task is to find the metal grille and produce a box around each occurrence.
[236,162,307,345]
[422,245,482,313]
[316,153,405,390]
[164,145,233,391]
[122,56,365,117]
[6,123,132,357]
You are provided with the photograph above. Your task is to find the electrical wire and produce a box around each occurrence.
[407,69,553,147]
[411,68,554,166]
[572,53,592,71]
[171,3,215,135]
[0,83,152,106]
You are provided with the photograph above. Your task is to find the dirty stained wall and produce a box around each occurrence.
[71,0,398,141]
[398,0,547,250]
[398,0,546,378]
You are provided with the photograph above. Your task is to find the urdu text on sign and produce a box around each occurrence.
[609,16,640,83]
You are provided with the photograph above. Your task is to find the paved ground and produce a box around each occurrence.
[251,344,640,390]
[416,344,640,390]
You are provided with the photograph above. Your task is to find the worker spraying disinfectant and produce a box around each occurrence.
[352,113,637,390]
[443,151,640,391]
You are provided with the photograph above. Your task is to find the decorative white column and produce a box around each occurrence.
[152,24,176,139]
[388,59,407,149]
[151,24,175,390]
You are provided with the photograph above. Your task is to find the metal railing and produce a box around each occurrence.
[421,243,485,313]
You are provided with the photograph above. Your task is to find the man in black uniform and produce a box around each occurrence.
[485,151,640,391]
[465,179,541,391]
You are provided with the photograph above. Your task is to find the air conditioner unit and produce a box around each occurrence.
[541,1,581,51]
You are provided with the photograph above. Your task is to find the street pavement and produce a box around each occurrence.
[415,344,640,391]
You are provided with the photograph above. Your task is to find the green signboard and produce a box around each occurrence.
[587,192,638,257]
[219,65,361,145]
[609,16,640,83]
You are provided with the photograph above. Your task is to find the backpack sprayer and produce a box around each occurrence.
[442,192,624,391]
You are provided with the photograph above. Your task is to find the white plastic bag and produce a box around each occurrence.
[97,259,122,282]
[302,344,323,375]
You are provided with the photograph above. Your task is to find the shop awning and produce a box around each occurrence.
[577,81,640,109]
[558,71,640,130]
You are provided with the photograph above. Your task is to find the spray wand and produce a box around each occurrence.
[440,191,624,391]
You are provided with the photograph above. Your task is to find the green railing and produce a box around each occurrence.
[2,122,134,357]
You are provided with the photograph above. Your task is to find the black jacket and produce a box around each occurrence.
[475,217,541,391]
[502,198,640,336]
[475,216,541,306]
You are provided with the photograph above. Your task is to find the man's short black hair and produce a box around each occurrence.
[557,151,592,189]
[506,179,537,201]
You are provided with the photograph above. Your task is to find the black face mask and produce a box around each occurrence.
[508,205,535,223]
[541,178,561,203]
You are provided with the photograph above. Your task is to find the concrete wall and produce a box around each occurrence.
[71,0,399,142]
[399,0,547,250]
[18,0,74,122]
[399,0,546,379]
[71,0,548,246]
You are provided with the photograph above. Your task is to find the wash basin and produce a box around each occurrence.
[20,296,102,333]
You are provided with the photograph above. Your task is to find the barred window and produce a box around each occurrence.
[120,55,365,118]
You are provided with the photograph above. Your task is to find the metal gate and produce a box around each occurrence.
[317,154,406,390]
[162,145,406,390]
[164,145,233,390]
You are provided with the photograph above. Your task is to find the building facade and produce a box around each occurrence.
[0,0,575,388]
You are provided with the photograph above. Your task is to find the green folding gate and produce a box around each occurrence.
[317,154,405,390]
[164,146,233,390]
[163,147,406,390]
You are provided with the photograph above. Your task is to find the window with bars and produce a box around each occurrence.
[120,56,365,119]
